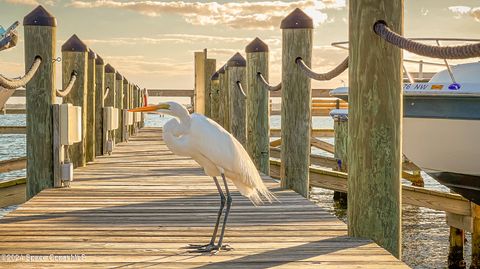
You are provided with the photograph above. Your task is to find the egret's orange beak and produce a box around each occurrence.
[128,103,170,112]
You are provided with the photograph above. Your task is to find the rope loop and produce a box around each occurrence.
[103,87,110,101]
[296,57,348,81]
[236,81,247,98]
[56,71,77,97]
[0,56,42,89]
[374,21,480,59]
[257,72,282,91]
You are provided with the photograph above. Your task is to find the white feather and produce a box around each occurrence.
[160,102,275,205]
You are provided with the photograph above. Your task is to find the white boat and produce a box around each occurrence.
[330,61,480,204]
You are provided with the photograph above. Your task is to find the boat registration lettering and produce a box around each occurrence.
[405,84,430,90]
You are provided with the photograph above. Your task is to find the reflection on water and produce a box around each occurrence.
[0,113,473,268]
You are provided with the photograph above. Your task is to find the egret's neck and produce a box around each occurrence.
[174,109,191,134]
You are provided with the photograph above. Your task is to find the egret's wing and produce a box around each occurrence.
[189,114,237,172]
[189,114,275,204]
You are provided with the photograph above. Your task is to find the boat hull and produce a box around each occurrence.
[403,117,480,204]
[329,87,480,204]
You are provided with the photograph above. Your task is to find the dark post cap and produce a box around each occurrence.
[211,72,219,80]
[105,63,115,73]
[88,49,96,59]
[61,34,88,52]
[227,52,246,67]
[95,55,104,65]
[280,8,313,29]
[116,72,122,80]
[218,64,226,74]
[123,78,128,84]
[23,5,56,27]
[246,37,269,53]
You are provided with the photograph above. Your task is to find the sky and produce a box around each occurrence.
[1,0,480,91]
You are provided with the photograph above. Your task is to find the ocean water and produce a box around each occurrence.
[0,113,473,268]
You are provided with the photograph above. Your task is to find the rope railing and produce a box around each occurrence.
[236,81,247,98]
[103,87,110,101]
[296,57,349,81]
[0,56,42,89]
[257,72,281,91]
[374,21,480,59]
[56,71,77,97]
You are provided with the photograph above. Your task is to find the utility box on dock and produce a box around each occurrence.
[105,106,119,130]
[134,112,142,123]
[59,103,82,146]
[125,110,134,125]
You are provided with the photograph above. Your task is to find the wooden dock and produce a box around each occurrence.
[0,128,408,268]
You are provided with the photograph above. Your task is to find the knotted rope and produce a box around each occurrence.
[0,56,42,89]
[296,57,348,81]
[257,73,281,91]
[56,71,77,97]
[374,21,480,59]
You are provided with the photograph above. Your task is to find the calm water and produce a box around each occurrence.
[0,113,473,268]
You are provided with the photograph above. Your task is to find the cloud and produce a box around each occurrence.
[82,34,281,47]
[68,0,346,29]
[103,55,191,76]
[4,0,58,5]
[4,0,38,5]
[449,6,480,21]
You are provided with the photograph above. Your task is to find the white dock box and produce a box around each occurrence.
[105,106,119,130]
[60,103,82,145]
[134,112,142,123]
[126,110,134,125]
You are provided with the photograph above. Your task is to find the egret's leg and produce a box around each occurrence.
[187,176,225,252]
[209,176,226,244]
[214,173,233,253]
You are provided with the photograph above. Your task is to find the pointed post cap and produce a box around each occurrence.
[246,37,269,53]
[105,63,115,73]
[218,64,226,74]
[211,72,219,80]
[95,55,104,65]
[88,49,96,59]
[227,52,246,67]
[280,8,313,29]
[61,34,88,52]
[24,5,56,27]
[116,72,122,80]
[123,78,128,84]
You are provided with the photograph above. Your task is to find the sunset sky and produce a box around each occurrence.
[1,0,480,90]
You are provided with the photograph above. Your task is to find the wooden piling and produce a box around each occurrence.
[23,5,57,199]
[210,72,220,123]
[218,66,226,128]
[86,49,96,163]
[122,78,129,141]
[280,9,313,198]
[348,0,403,257]
[333,112,348,206]
[448,226,466,269]
[94,55,104,156]
[205,58,216,118]
[226,53,247,146]
[130,84,134,135]
[61,34,88,168]
[473,203,480,269]
[103,64,116,154]
[194,50,206,114]
[245,38,270,175]
[115,72,123,143]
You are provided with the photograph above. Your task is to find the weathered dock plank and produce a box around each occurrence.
[0,128,408,268]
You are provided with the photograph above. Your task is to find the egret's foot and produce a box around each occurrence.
[185,243,215,250]
[186,244,233,254]
[210,244,233,255]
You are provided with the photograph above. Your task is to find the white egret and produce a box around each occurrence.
[129,101,275,253]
